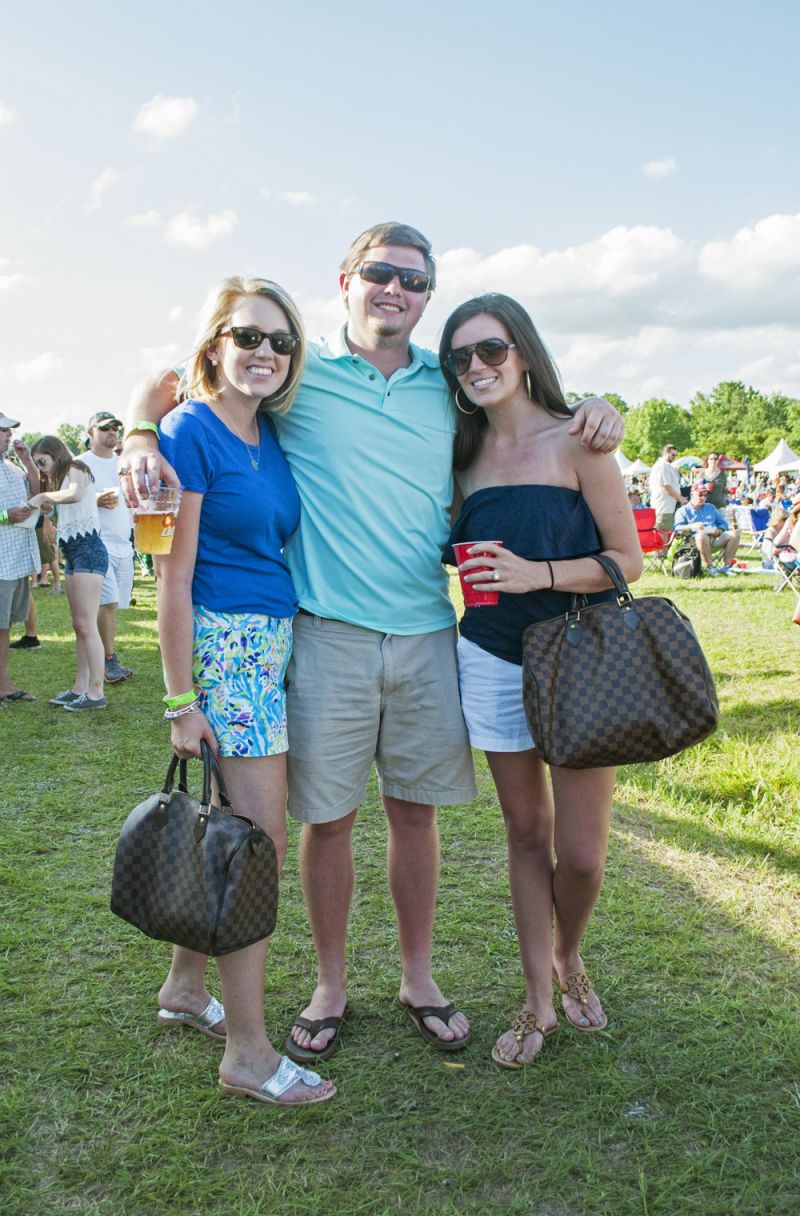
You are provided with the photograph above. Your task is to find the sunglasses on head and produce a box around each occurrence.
[444,339,517,377]
[355,261,431,293]
[218,328,300,355]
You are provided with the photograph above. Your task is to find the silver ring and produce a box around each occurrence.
[118,465,131,475]
[492,570,500,582]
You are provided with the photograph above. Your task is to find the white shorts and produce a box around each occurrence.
[456,635,535,753]
[100,546,134,609]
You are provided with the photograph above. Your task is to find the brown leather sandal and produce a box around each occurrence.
[491,1009,559,1069]
[553,968,608,1032]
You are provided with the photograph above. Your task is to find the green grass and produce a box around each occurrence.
[2,568,799,1215]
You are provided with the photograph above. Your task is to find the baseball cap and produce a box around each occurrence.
[0,412,20,428]
[87,410,122,430]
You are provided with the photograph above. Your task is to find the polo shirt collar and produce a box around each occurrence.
[319,324,439,370]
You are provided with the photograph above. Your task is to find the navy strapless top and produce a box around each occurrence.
[446,484,615,665]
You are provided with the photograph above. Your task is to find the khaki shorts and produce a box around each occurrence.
[286,613,477,824]
[0,576,31,629]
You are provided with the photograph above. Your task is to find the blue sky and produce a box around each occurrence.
[2,0,799,433]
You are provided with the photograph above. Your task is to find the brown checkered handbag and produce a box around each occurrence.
[111,742,278,955]
[522,554,719,768]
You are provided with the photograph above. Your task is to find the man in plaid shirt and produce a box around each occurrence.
[0,412,41,701]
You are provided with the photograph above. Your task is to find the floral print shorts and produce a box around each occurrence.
[192,605,293,758]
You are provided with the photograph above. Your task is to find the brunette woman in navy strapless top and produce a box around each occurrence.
[440,294,642,1069]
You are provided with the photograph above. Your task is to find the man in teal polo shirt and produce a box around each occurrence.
[122,222,624,1062]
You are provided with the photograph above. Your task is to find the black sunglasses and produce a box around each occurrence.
[218,328,300,354]
[444,339,517,377]
[355,261,431,293]
[98,423,121,432]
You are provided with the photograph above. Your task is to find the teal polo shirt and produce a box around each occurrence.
[274,326,457,634]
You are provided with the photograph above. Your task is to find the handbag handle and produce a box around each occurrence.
[158,744,232,809]
[589,552,632,599]
[199,739,232,811]
[566,552,632,613]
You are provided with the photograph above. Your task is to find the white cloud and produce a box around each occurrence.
[282,191,314,206]
[140,343,181,374]
[164,210,238,250]
[86,167,119,213]
[132,95,197,141]
[699,213,800,289]
[642,157,677,178]
[15,353,63,384]
[127,209,162,228]
[408,214,800,402]
[0,274,27,291]
[296,292,347,340]
[0,101,15,126]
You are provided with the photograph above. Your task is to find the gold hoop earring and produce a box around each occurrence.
[525,371,533,399]
[455,388,478,416]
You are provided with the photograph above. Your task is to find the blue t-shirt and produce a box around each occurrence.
[159,400,300,616]
[273,328,456,635]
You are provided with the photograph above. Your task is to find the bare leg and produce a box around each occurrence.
[290,810,356,1054]
[24,583,37,636]
[694,531,713,569]
[387,795,469,1044]
[722,532,740,564]
[163,755,332,1103]
[66,572,105,699]
[486,750,559,1064]
[0,628,15,697]
[98,602,117,657]
[551,765,616,1027]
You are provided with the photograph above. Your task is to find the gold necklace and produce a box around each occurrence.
[219,407,261,470]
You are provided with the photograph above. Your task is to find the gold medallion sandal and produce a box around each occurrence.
[553,969,608,1032]
[491,1010,559,1070]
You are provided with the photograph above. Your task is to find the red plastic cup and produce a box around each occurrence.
[453,540,503,607]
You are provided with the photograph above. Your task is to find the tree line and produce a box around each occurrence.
[566,381,800,464]
[22,379,800,467]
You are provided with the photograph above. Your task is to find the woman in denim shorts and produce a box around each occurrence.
[29,436,109,710]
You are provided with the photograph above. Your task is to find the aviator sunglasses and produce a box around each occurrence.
[218,327,300,355]
[444,339,517,377]
[355,261,431,293]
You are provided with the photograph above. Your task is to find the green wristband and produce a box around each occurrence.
[163,690,197,709]
[125,420,160,440]
[0,509,8,525]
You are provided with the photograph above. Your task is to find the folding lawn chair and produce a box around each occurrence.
[634,507,672,573]
[733,506,770,554]
[773,547,800,594]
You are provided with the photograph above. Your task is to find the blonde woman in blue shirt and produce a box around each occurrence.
[152,276,335,1107]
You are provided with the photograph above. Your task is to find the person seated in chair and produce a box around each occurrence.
[673,483,740,577]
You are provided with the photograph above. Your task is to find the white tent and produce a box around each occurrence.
[626,458,652,475]
[615,450,634,471]
[752,439,800,473]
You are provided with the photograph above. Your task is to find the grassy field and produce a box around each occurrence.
[1,567,798,1216]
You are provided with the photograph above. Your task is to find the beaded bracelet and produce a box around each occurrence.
[163,689,197,709]
[164,702,201,721]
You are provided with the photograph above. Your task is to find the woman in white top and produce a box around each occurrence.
[29,436,109,710]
